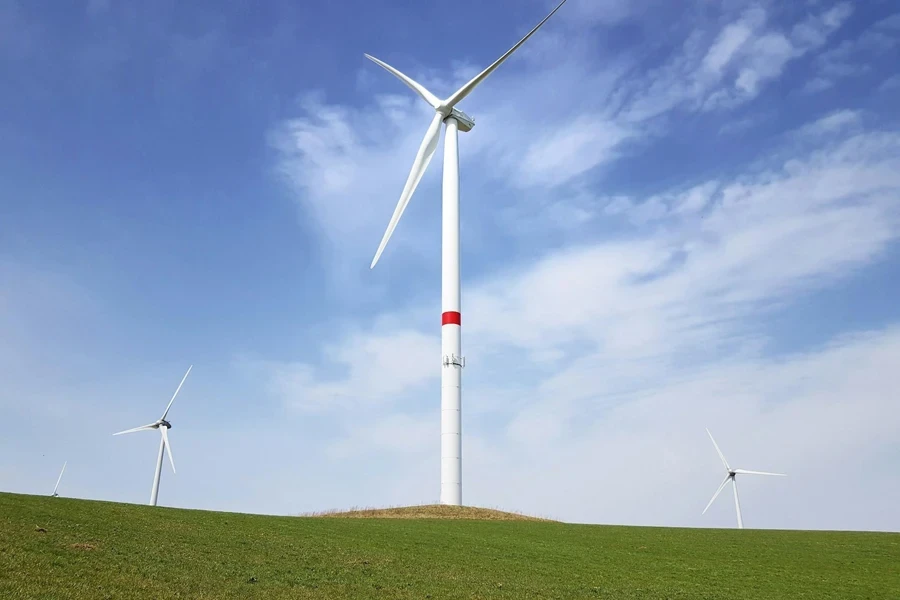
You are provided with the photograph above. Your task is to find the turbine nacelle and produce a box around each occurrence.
[449,108,475,133]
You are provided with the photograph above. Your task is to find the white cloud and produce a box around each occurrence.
[600,187,710,225]
[673,181,720,215]
[803,11,899,94]
[702,8,765,74]
[272,93,412,237]
[881,74,900,92]
[875,13,900,31]
[517,116,632,187]
[623,3,851,118]
[706,3,854,106]
[734,33,794,95]
[794,109,862,137]
[790,2,854,51]
[260,328,440,412]
[270,91,450,289]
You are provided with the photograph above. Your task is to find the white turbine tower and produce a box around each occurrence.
[113,365,192,506]
[702,428,786,529]
[51,461,67,497]
[365,0,568,507]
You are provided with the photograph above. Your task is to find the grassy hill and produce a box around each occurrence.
[1,492,898,599]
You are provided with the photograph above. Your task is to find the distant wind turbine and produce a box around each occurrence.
[51,461,67,497]
[702,428,786,529]
[365,0,569,507]
[113,365,192,506]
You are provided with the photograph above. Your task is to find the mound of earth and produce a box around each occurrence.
[307,504,554,521]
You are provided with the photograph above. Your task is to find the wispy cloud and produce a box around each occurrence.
[259,328,439,413]
[803,10,899,94]
[516,116,632,187]
[790,2,854,51]
[793,109,863,138]
[702,10,764,75]
[620,3,853,118]
[881,74,900,92]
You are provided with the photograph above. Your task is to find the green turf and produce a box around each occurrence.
[1,492,898,599]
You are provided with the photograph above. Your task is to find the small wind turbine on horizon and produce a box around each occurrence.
[365,0,569,507]
[51,461,67,497]
[702,428,786,529]
[113,365,192,506]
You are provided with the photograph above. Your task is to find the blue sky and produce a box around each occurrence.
[1,0,899,530]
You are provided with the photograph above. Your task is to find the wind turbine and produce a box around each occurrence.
[113,365,192,506]
[51,461,67,497]
[365,0,568,507]
[702,428,786,529]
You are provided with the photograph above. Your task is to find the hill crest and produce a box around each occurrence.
[302,504,554,521]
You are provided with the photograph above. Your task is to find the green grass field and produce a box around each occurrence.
[1,492,898,599]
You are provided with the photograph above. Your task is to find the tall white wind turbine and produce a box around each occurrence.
[365,0,569,506]
[702,428,786,529]
[51,461,67,497]
[113,365,192,506]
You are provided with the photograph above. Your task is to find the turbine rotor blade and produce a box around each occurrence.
[733,469,786,477]
[442,0,568,111]
[161,365,192,421]
[113,423,158,436]
[702,474,731,515]
[160,427,176,474]
[706,428,730,472]
[53,461,67,495]
[364,54,440,109]
[370,112,444,268]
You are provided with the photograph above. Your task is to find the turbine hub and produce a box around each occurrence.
[160,420,172,429]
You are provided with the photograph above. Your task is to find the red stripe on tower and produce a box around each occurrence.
[441,311,461,326]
